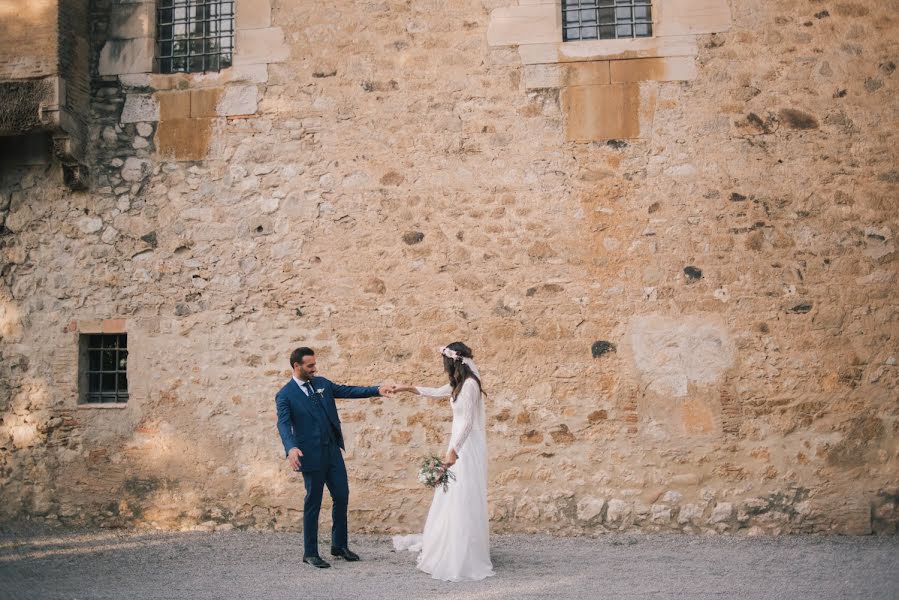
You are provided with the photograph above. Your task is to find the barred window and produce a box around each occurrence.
[80,334,128,404]
[562,0,653,42]
[156,0,234,74]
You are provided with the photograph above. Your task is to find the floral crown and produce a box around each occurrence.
[439,346,481,379]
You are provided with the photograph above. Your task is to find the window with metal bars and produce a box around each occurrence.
[562,0,653,42]
[156,0,234,74]
[80,334,128,404]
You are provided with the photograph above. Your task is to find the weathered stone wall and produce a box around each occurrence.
[0,0,57,80]
[0,0,897,536]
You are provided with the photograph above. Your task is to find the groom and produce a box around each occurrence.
[276,347,394,568]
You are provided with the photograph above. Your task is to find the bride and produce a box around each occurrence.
[393,342,495,582]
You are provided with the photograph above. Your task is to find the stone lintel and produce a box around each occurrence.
[487,4,560,46]
[519,35,699,66]
[610,56,697,83]
[74,319,128,334]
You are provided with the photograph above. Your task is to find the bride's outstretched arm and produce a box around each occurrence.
[393,383,452,397]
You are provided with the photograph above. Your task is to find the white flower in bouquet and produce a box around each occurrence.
[418,455,456,492]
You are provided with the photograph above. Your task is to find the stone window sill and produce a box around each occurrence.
[78,403,128,409]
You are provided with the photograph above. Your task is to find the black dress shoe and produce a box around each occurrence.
[303,556,331,568]
[330,546,360,561]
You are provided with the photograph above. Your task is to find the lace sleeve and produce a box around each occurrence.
[449,379,479,454]
[415,383,452,398]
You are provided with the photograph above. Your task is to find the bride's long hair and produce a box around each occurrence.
[443,341,482,401]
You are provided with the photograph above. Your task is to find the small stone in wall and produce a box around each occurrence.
[864,78,884,93]
[606,499,631,523]
[101,226,119,244]
[140,231,157,247]
[591,341,616,358]
[121,157,151,182]
[132,137,149,149]
[789,303,813,314]
[402,231,424,245]
[520,430,543,444]
[778,108,819,130]
[576,498,605,523]
[364,277,386,294]
[683,266,703,282]
[102,127,118,145]
[136,123,153,137]
[709,502,734,524]
[549,424,575,444]
[76,215,103,234]
[380,171,405,186]
[587,410,608,422]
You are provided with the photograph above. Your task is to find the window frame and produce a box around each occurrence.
[155,0,235,75]
[78,333,129,405]
[562,0,654,43]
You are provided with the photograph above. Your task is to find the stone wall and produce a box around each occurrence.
[0,0,897,536]
[0,0,57,80]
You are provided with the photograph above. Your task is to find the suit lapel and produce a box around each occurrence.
[289,378,314,417]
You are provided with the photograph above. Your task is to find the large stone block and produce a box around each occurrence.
[120,93,159,123]
[155,118,213,161]
[487,4,560,46]
[217,84,257,116]
[190,88,223,118]
[561,82,657,141]
[233,28,289,65]
[98,38,154,76]
[655,0,732,36]
[157,91,191,120]
[564,61,611,86]
[236,0,271,30]
[109,3,154,40]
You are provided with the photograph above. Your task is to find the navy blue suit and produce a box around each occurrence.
[276,376,380,557]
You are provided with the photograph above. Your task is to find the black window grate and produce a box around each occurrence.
[157,0,234,74]
[82,334,128,403]
[563,0,653,42]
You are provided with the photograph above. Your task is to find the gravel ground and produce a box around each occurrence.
[0,529,897,600]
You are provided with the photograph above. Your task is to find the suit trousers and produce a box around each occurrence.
[301,442,350,557]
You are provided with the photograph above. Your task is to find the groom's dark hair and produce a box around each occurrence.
[290,347,314,368]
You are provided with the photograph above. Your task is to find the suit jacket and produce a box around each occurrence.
[276,376,380,472]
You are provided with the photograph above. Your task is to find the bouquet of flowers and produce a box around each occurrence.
[418,455,456,492]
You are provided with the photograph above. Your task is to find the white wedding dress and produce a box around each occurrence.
[393,379,495,582]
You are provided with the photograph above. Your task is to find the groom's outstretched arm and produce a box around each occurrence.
[331,383,392,398]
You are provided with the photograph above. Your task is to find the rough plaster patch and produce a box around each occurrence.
[217,84,258,116]
[121,94,159,124]
[629,314,734,397]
